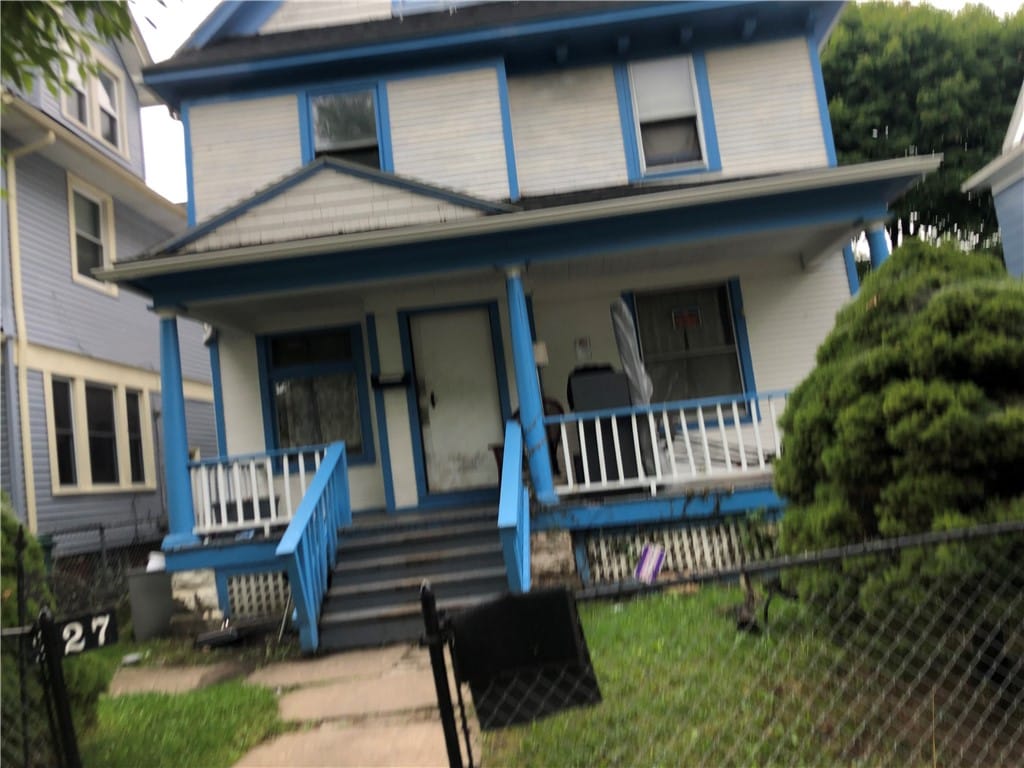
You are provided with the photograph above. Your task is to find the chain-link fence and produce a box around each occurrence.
[480,522,1023,768]
[1,627,63,768]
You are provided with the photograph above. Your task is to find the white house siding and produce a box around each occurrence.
[387,68,510,201]
[184,172,484,254]
[508,67,629,196]
[529,250,849,406]
[706,38,828,177]
[188,95,302,221]
[261,0,391,33]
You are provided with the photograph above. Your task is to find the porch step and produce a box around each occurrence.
[318,507,507,653]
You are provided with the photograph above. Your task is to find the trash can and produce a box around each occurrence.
[127,568,174,641]
[567,366,638,482]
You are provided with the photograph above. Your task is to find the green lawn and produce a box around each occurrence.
[483,586,846,768]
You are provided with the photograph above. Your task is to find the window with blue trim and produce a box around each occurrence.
[634,284,743,402]
[310,90,380,167]
[260,327,372,461]
[628,56,708,173]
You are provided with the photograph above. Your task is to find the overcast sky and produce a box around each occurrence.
[134,0,1024,205]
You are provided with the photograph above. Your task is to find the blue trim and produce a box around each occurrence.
[615,54,721,182]
[613,64,642,183]
[365,314,397,512]
[572,533,592,584]
[214,572,231,617]
[727,278,758,395]
[297,94,313,166]
[376,83,394,172]
[398,301,510,502]
[495,64,520,202]
[807,37,837,167]
[692,51,722,172]
[159,317,199,550]
[183,1,282,50]
[867,226,890,269]
[256,325,376,465]
[533,487,784,531]
[163,538,281,573]
[182,105,196,227]
[843,244,860,295]
[208,337,228,457]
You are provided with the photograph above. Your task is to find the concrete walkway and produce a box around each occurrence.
[109,642,474,767]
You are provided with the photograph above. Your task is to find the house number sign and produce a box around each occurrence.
[57,609,118,657]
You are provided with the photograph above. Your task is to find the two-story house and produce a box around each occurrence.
[1,18,216,557]
[99,0,939,651]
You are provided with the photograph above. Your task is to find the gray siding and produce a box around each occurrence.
[186,398,218,460]
[1,159,13,337]
[994,178,1023,278]
[15,151,210,382]
[1,344,22,519]
[28,370,166,553]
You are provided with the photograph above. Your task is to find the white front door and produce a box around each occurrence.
[409,307,504,494]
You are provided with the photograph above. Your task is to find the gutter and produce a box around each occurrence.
[99,154,943,283]
[6,131,57,533]
[961,143,1024,195]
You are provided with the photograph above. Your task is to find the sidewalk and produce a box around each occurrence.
[109,643,472,768]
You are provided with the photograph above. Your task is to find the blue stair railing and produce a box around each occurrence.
[276,441,350,652]
[498,420,531,593]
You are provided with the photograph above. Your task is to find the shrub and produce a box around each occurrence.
[773,240,1024,614]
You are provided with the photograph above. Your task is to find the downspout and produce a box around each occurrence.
[6,130,56,532]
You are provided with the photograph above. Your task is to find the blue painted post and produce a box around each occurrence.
[506,270,557,505]
[867,226,890,270]
[159,315,199,549]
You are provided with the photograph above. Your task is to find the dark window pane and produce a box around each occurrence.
[74,192,101,237]
[52,379,76,485]
[85,384,118,484]
[72,88,88,123]
[100,111,118,146]
[274,372,362,452]
[76,236,103,275]
[270,330,353,368]
[126,391,144,483]
[312,91,378,167]
[640,117,702,167]
[316,146,380,168]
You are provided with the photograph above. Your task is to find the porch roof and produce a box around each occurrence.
[98,155,940,311]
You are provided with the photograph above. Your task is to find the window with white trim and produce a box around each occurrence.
[67,176,116,293]
[629,56,706,171]
[46,376,156,493]
[634,284,743,403]
[62,58,125,152]
[310,89,380,167]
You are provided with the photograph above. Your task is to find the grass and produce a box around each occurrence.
[79,680,288,768]
[482,585,844,768]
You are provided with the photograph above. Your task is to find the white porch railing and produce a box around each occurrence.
[545,390,789,497]
[189,445,329,537]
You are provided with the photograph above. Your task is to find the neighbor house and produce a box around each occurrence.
[1,19,216,555]
[99,0,938,651]
[963,81,1024,278]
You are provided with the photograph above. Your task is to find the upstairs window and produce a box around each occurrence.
[311,90,380,168]
[629,56,705,171]
[62,58,125,152]
[67,175,116,294]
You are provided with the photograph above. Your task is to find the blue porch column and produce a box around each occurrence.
[867,225,890,270]
[159,314,198,549]
[506,269,557,505]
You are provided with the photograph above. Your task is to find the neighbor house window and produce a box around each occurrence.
[67,175,116,293]
[634,284,744,403]
[260,326,373,463]
[62,58,125,151]
[310,90,380,167]
[46,376,155,493]
[629,56,706,171]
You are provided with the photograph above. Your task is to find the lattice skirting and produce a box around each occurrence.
[227,572,291,619]
[579,518,776,585]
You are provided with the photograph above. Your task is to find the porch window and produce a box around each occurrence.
[45,375,156,494]
[628,56,707,172]
[311,90,380,168]
[634,284,744,403]
[260,326,373,463]
[61,57,125,152]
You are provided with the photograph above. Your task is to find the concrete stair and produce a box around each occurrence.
[319,507,508,651]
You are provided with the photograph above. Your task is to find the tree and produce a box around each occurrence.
[823,2,1024,250]
[1,1,132,96]
[774,239,1024,612]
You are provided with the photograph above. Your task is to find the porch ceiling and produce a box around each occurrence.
[100,156,941,313]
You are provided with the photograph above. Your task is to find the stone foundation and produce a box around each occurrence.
[530,530,579,589]
[171,568,223,621]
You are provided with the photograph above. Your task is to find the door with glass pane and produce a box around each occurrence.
[408,307,504,494]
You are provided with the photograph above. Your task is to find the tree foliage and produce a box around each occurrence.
[774,240,1024,612]
[1,1,132,95]
[822,2,1024,249]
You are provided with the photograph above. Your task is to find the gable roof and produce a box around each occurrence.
[139,157,514,259]
[962,80,1024,195]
